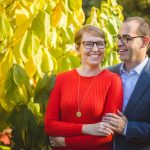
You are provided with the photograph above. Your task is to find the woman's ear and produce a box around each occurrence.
[75,44,79,50]
[75,44,81,55]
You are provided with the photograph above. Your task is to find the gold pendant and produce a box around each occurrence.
[76,111,82,117]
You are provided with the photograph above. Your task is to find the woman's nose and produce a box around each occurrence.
[92,43,99,51]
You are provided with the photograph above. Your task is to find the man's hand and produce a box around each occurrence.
[102,109,128,134]
[49,137,66,148]
[82,122,114,136]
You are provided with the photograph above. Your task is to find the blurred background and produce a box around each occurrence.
[0,0,150,149]
[83,0,150,20]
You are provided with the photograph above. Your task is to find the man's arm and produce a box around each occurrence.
[102,111,150,143]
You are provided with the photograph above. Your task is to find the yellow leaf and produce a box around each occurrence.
[0,0,14,7]
[50,27,57,48]
[19,30,32,63]
[15,6,30,27]
[0,49,13,78]
[24,58,37,78]
[68,0,82,11]
[51,1,67,28]
[33,47,43,75]
[41,48,53,73]
[74,8,85,25]
[13,18,31,47]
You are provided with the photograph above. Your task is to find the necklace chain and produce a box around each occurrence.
[76,75,97,117]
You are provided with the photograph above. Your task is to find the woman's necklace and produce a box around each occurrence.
[76,75,97,117]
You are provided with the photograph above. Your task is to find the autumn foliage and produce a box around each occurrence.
[0,0,123,149]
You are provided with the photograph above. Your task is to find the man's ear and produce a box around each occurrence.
[141,36,150,48]
[144,36,150,44]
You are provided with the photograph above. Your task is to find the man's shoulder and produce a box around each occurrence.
[107,63,122,74]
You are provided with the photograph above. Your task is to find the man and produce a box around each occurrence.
[102,16,150,150]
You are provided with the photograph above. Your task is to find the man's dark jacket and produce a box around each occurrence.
[108,59,150,150]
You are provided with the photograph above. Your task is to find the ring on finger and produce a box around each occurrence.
[50,141,54,147]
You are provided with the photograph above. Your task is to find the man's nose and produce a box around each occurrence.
[118,38,125,46]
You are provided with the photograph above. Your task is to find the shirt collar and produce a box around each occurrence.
[120,57,148,75]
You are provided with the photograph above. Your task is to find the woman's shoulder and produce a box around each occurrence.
[56,69,76,80]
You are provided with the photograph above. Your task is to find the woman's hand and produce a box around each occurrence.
[49,136,66,148]
[82,122,114,136]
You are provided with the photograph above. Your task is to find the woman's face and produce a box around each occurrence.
[78,32,105,67]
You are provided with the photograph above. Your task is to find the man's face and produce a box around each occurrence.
[117,21,147,64]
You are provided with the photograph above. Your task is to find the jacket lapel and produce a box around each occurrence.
[124,59,150,116]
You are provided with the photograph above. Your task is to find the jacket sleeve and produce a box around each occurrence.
[44,74,82,136]
[126,121,150,143]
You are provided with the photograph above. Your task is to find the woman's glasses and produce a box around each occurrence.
[79,41,105,50]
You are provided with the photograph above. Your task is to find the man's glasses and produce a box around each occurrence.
[79,41,105,50]
[113,35,145,44]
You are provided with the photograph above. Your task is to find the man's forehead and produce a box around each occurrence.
[119,21,139,35]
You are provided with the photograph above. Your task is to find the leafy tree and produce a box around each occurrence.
[86,0,123,67]
[0,0,123,149]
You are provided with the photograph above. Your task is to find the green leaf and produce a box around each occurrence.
[49,27,57,48]
[57,56,72,72]
[32,47,43,75]
[34,73,56,103]
[31,10,50,45]
[0,145,11,150]
[0,15,13,53]
[6,105,40,149]
[13,64,29,87]
[0,105,11,130]
[107,16,118,34]
[3,65,31,109]
[31,32,40,56]
[41,48,54,73]
[19,30,32,62]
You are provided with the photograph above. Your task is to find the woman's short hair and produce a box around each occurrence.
[74,25,105,49]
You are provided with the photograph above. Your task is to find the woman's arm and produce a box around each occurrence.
[65,134,113,148]
[44,75,83,136]
[102,74,123,115]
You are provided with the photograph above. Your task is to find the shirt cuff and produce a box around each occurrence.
[122,123,127,135]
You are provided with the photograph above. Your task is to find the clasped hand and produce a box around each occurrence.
[102,109,128,134]
[49,110,128,148]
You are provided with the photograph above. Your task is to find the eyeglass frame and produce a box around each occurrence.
[113,35,145,44]
[77,41,106,50]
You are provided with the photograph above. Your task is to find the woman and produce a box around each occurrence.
[44,25,123,150]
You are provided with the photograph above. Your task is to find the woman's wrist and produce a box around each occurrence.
[61,137,66,147]
[82,124,91,134]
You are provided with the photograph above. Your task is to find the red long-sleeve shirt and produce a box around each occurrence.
[44,69,123,150]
